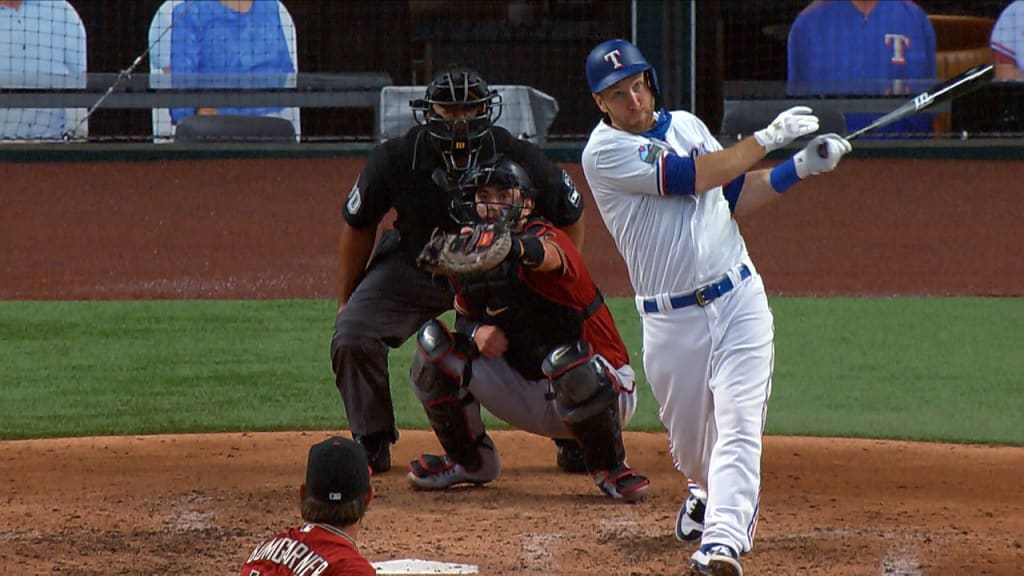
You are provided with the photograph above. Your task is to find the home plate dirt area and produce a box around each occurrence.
[2,432,1023,575]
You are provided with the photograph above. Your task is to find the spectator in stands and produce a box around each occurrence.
[991,0,1024,81]
[0,0,86,141]
[787,0,936,137]
[168,0,295,126]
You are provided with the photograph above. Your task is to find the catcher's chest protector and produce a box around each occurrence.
[457,263,584,380]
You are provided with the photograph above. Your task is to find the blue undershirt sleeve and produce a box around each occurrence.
[661,153,697,196]
[722,174,746,212]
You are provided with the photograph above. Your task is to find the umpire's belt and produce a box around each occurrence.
[639,264,751,314]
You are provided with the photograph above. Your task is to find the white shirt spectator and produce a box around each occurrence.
[991,0,1024,81]
[0,0,87,141]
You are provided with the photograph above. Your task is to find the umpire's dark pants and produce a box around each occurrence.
[330,244,453,441]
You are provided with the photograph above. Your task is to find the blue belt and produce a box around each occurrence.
[641,264,751,313]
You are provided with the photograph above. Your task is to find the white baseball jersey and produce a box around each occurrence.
[582,110,774,555]
[581,110,750,298]
[991,0,1024,71]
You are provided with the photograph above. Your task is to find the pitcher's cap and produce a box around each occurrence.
[306,436,370,503]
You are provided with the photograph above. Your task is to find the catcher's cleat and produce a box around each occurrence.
[592,464,651,502]
[676,482,707,541]
[407,448,500,491]
[554,438,587,474]
[354,432,394,475]
[689,543,743,576]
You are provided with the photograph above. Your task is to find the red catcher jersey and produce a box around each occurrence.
[454,220,629,369]
[239,522,375,576]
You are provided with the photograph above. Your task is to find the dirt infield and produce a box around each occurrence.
[2,157,1023,575]
[3,432,1023,575]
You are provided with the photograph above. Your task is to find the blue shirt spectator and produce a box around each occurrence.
[169,0,295,124]
[0,0,87,140]
[787,0,936,137]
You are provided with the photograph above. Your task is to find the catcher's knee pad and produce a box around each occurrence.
[410,319,474,402]
[543,340,626,473]
[411,319,483,468]
[542,340,618,425]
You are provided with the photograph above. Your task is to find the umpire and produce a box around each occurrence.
[331,66,585,473]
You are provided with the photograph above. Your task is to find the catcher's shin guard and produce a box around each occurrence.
[543,340,624,471]
[543,341,650,501]
[411,319,486,469]
[571,408,649,502]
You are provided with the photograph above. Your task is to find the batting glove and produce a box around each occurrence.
[754,106,820,153]
[792,133,852,178]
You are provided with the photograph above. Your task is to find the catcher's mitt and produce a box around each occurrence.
[417,222,512,275]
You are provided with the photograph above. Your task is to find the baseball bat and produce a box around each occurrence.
[817,64,994,157]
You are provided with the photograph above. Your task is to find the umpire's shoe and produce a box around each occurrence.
[354,431,395,474]
[592,463,651,502]
[676,482,707,541]
[407,437,500,490]
[689,543,742,576]
[554,438,587,474]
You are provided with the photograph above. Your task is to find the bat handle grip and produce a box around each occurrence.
[816,142,829,158]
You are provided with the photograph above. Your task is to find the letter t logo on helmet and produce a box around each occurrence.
[604,49,624,69]
[585,38,660,96]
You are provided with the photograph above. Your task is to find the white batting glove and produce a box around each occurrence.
[754,106,820,152]
[792,133,852,178]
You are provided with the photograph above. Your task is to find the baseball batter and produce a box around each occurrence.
[581,39,851,576]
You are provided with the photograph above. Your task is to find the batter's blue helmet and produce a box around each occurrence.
[585,39,660,95]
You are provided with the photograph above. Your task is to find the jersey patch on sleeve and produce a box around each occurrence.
[638,142,667,164]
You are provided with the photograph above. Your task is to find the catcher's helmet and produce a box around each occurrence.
[411,66,503,172]
[453,155,535,225]
[585,39,660,95]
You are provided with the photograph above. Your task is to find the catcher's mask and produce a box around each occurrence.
[411,66,503,172]
[454,156,536,227]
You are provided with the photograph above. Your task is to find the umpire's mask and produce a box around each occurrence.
[411,66,503,173]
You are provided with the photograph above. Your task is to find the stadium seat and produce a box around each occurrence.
[172,115,297,143]
[720,100,845,143]
[927,15,995,134]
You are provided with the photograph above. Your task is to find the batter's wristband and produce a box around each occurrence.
[769,157,801,194]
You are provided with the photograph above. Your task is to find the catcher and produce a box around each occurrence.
[409,156,650,502]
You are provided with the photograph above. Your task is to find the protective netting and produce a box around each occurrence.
[0,1,1018,143]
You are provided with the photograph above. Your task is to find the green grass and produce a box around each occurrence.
[1,298,1021,445]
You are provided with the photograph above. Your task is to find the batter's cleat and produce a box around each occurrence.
[689,543,743,576]
[592,464,651,502]
[676,482,708,541]
[407,450,500,491]
[554,438,587,474]
[354,432,394,475]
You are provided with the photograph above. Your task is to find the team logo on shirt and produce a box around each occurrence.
[638,142,667,164]
[346,182,362,214]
